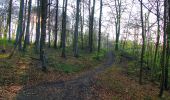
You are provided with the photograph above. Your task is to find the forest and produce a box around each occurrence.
[0,0,170,99]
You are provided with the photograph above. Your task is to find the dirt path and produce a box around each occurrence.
[16,51,114,100]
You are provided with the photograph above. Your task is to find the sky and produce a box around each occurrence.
[0,0,164,42]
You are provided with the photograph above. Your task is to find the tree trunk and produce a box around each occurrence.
[80,0,84,49]
[7,0,13,42]
[98,0,103,53]
[48,0,51,48]
[114,0,121,51]
[139,0,145,84]
[73,0,80,57]
[61,0,68,58]
[17,0,25,51]
[159,0,167,96]
[89,0,95,53]
[23,0,32,51]
[54,0,58,48]
[40,0,48,71]
[35,0,41,52]
[164,0,170,90]
[8,0,25,57]
[153,0,161,81]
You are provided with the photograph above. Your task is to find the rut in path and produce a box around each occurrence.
[16,51,114,100]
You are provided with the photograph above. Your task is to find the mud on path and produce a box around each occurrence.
[16,52,114,100]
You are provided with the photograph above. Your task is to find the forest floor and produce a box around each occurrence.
[0,45,107,100]
[0,45,170,100]
[92,57,170,100]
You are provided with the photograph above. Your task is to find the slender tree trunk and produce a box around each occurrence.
[40,0,48,71]
[139,0,145,84]
[54,0,58,48]
[48,0,51,48]
[19,0,27,51]
[8,0,25,57]
[23,0,32,51]
[73,0,80,57]
[17,0,25,51]
[89,0,95,52]
[80,0,84,49]
[153,0,161,80]
[35,0,41,52]
[60,0,65,48]
[115,0,121,51]
[159,0,167,96]
[164,0,170,90]
[98,0,103,53]
[3,0,13,51]
[61,0,68,58]
[165,25,169,89]
[88,0,91,51]
[7,0,13,42]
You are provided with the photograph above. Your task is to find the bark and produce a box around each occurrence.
[159,0,167,96]
[89,0,95,52]
[40,0,48,71]
[98,0,103,53]
[16,0,25,51]
[8,0,25,57]
[80,0,84,49]
[164,0,170,90]
[153,0,161,80]
[73,0,80,57]
[61,0,68,58]
[35,0,41,52]
[48,0,51,48]
[7,0,13,41]
[139,0,145,84]
[54,0,58,48]
[115,0,121,51]
[165,24,170,89]
[23,0,32,51]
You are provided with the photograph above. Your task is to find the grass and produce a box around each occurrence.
[49,62,85,73]
[92,49,107,61]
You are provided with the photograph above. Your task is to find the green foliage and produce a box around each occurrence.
[92,49,107,61]
[50,62,84,73]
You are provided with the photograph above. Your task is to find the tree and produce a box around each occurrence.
[54,0,59,48]
[3,0,13,52]
[61,0,68,58]
[73,0,80,57]
[48,0,51,48]
[98,0,103,53]
[164,0,170,90]
[114,0,122,51]
[7,0,12,42]
[35,0,41,52]
[22,0,28,47]
[159,0,167,96]
[23,0,32,51]
[88,0,96,52]
[153,0,161,80]
[16,0,25,51]
[139,0,145,84]
[80,0,84,49]
[8,0,25,57]
[40,0,48,71]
